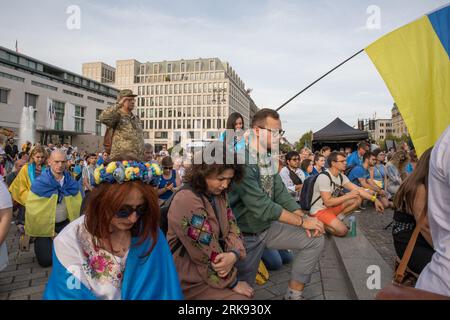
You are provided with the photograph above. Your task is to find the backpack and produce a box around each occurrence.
[299,171,343,211]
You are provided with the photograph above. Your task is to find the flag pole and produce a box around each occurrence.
[276,49,364,112]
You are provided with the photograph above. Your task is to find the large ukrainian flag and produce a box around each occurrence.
[365,4,450,156]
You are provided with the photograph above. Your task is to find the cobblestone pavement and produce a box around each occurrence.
[355,205,396,269]
[1,223,354,300]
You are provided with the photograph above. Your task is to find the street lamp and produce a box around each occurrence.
[212,88,226,104]
[210,88,226,139]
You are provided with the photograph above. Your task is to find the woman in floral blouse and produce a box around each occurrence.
[43,158,183,300]
[167,142,254,300]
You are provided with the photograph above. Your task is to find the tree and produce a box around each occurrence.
[294,131,313,151]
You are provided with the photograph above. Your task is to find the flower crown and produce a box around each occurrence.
[93,161,163,186]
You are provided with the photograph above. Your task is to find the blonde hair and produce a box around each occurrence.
[29,146,48,164]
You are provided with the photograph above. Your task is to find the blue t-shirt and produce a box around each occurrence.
[347,151,363,168]
[158,170,177,200]
[348,165,370,187]
[406,162,414,174]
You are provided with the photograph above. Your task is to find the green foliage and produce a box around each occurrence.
[294,131,313,151]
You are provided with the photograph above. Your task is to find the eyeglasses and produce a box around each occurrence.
[116,204,148,218]
[257,126,285,137]
[335,160,347,163]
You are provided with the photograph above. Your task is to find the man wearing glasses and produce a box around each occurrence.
[228,108,325,300]
[279,151,305,202]
[309,152,385,237]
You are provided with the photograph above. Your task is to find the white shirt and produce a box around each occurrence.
[279,166,304,201]
[309,169,350,215]
[0,179,13,271]
[416,126,450,296]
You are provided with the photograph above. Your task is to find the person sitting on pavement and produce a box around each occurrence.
[300,158,314,179]
[347,151,390,209]
[346,141,370,168]
[44,156,182,300]
[309,151,385,237]
[320,146,332,169]
[279,151,304,202]
[370,148,388,192]
[158,156,181,204]
[392,147,434,275]
[386,150,409,199]
[416,126,450,297]
[167,141,253,300]
[0,179,13,272]
[312,153,326,176]
[228,108,325,300]
[25,150,83,267]
[406,149,418,175]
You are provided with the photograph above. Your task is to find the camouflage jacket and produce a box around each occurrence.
[99,104,144,160]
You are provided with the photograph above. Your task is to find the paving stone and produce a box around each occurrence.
[322,277,349,292]
[254,289,276,300]
[14,272,47,282]
[1,264,18,272]
[0,280,30,293]
[311,294,325,300]
[8,295,29,300]
[31,278,48,286]
[30,293,44,300]
[324,291,353,300]
[8,284,46,299]
[0,292,9,300]
[303,282,323,299]
[0,268,31,279]
[18,262,42,270]
[0,277,13,285]
[266,283,289,296]
[269,271,290,283]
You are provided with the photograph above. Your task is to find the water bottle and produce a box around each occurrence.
[347,216,356,237]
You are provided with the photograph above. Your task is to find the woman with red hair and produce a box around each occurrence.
[43,158,183,300]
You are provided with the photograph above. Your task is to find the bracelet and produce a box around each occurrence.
[371,195,377,202]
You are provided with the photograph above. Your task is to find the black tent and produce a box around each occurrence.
[312,117,369,152]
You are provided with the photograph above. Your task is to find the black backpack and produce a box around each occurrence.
[299,171,343,211]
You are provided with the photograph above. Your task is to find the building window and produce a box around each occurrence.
[209,60,215,70]
[53,100,65,131]
[24,92,38,108]
[74,105,86,133]
[180,62,186,72]
[96,109,102,136]
[153,64,159,74]
[0,88,9,104]
[167,64,173,73]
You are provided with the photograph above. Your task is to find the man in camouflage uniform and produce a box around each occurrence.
[99,89,144,160]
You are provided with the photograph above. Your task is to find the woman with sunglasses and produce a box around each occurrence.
[43,157,183,300]
[158,156,182,203]
[167,141,254,300]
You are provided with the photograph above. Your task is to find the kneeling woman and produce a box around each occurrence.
[43,159,183,300]
[167,142,254,300]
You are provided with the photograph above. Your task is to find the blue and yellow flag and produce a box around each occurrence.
[365,4,450,156]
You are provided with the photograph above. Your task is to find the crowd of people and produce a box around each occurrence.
[0,89,449,300]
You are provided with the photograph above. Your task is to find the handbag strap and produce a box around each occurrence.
[394,207,426,283]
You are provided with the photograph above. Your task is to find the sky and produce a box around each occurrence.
[1,0,448,142]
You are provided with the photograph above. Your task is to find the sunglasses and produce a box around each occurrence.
[116,204,148,218]
[289,157,300,161]
[163,166,173,170]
